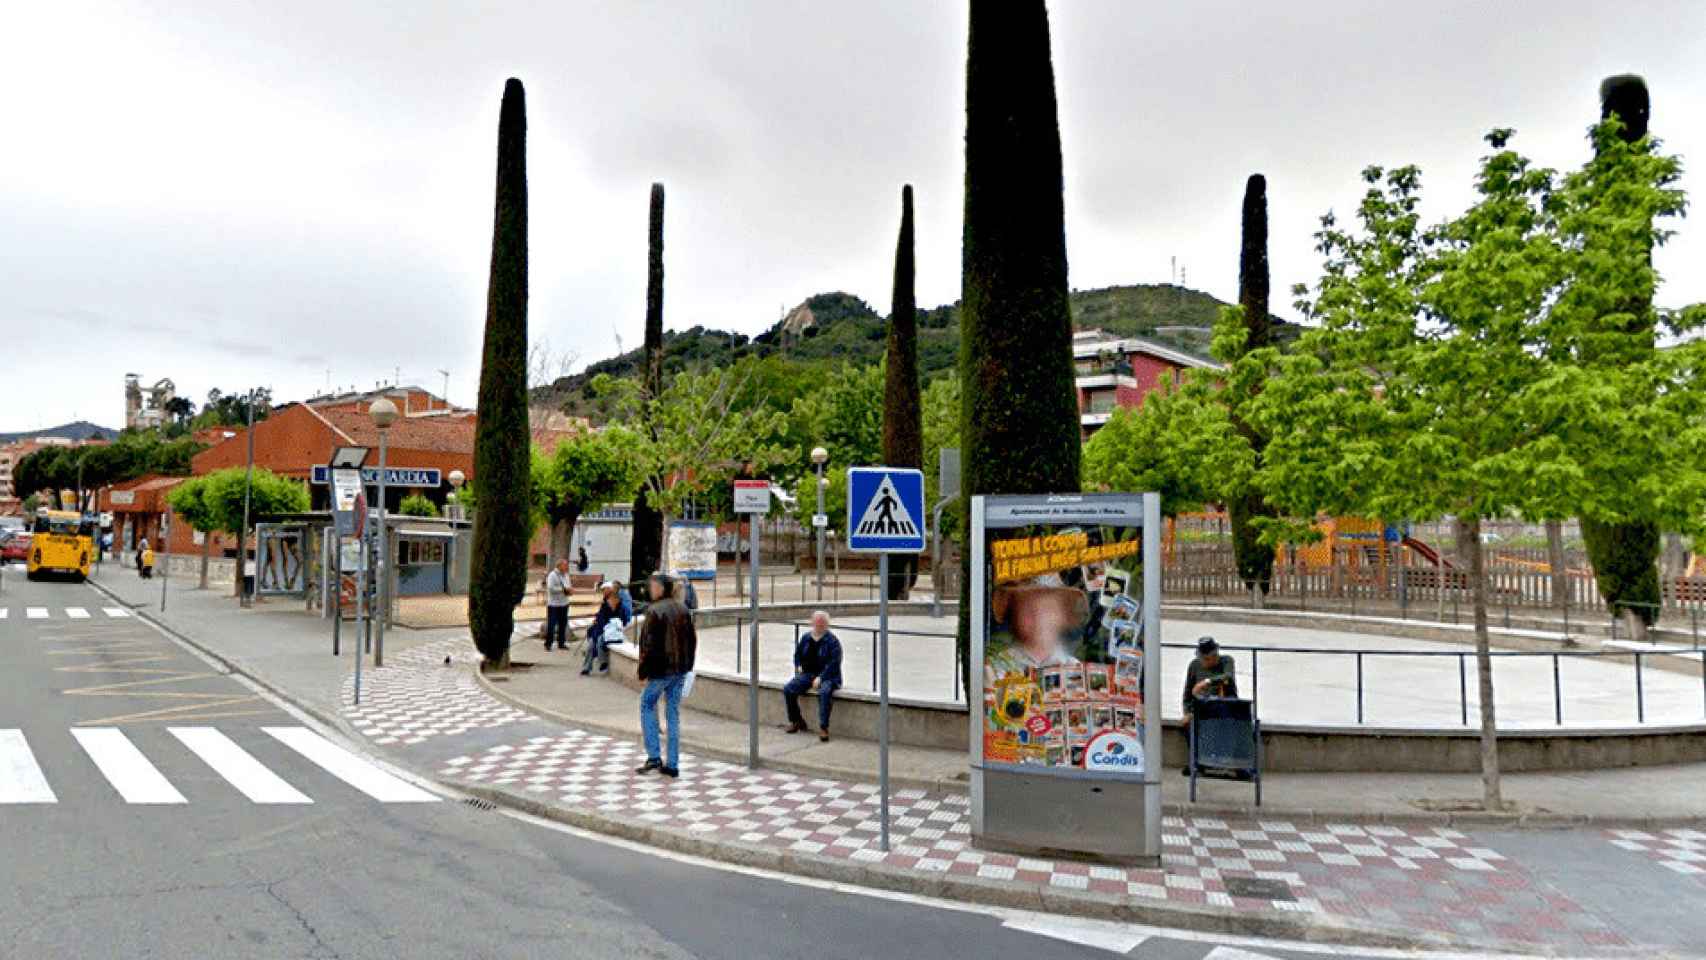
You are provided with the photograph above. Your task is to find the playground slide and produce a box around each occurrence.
[1401,536,1454,568]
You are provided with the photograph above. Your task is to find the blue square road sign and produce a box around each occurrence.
[846,467,927,554]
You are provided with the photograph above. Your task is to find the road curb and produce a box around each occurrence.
[473,665,1703,831]
[453,780,1587,957]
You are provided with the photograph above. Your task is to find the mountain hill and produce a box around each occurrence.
[537,283,1293,420]
[0,421,119,444]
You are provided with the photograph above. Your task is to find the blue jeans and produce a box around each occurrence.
[783,675,836,730]
[640,673,687,768]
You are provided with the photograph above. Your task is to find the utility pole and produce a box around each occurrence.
[239,388,256,607]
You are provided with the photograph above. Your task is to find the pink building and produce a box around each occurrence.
[1072,329,1220,437]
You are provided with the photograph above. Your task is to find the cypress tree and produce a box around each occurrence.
[882,185,923,600]
[469,78,531,667]
[1579,75,1660,639]
[957,0,1082,690]
[629,183,666,583]
[1227,173,1278,602]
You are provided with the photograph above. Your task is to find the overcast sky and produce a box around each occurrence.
[5,1,1703,432]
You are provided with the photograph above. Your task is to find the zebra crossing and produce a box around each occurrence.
[0,606,132,621]
[0,726,438,806]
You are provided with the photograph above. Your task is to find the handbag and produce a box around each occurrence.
[601,620,627,645]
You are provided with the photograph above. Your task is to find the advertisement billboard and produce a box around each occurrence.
[254,523,309,596]
[970,492,1161,864]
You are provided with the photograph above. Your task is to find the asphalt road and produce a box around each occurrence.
[0,569,1484,959]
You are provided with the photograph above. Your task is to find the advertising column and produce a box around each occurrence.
[969,492,1161,864]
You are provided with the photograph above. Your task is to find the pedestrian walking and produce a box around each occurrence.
[140,541,155,579]
[635,573,696,779]
[136,538,148,576]
[581,581,630,676]
[544,558,572,651]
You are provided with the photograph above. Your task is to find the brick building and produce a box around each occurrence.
[0,436,108,516]
[1072,329,1220,437]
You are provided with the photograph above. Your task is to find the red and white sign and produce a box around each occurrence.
[733,479,771,514]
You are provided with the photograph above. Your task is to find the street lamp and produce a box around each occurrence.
[369,396,398,667]
[447,469,465,520]
[811,446,828,602]
[238,388,257,607]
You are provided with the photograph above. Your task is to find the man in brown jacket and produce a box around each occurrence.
[636,573,697,778]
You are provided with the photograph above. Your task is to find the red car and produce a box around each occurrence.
[1,533,32,563]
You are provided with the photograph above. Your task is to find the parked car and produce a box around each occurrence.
[1,532,32,563]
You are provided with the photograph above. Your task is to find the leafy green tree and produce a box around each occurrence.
[192,388,271,430]
[958,0,1083,690]
[168,468,310,592]
[921,375,961,535]
[1226,173,1279,599]
[535,427,645,563]
[792,466,849,537]
[630,183,668,582]
[1082,385,1232,517]
[469,77,532,667]
[1577,75,1661,639]
[788,363,884,474]
[883,185,924,599]
[398,493,440,518]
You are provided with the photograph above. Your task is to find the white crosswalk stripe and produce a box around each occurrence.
[0,608,8,619]
[65,607,90,619]
[103,607,131,618]
[170,727,312,804]
[1,725,435,807]
[265,727,438,803]
[71,728,188,804]
[1,730,58,804]
[26,607,47,619]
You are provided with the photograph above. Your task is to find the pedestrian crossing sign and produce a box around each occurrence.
[846,467,926,554]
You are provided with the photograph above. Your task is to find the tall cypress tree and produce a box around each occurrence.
[1227,173,1277,601]
[957,0,1082,689]
[882,184,923,600]
[629,183,666,583]
[1579,75,1661,640]
[469,78,531,667]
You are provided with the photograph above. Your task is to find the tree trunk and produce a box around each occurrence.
[1546,519,1568,626]
[550,517,570,568]
[1463,515,1503,810]
[198,530,211,590]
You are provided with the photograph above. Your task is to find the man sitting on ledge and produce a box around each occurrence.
[782,610,843,742]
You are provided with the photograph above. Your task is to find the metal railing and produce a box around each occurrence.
[1166,640,1706,728]
[730,617,964,703]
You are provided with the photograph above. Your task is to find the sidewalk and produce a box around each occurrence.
[81,568,1706,957]
[481,652,1706,825]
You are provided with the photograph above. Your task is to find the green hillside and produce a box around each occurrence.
[538,283,1290,421]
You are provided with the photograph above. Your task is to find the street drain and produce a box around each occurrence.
[1222,876,1295,901]
[462,797,497,811]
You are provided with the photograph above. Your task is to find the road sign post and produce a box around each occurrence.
[846,467,926,853]
[734,479,771,769]
[329,447,370,703]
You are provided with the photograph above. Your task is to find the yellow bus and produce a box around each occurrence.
[26,509,94,581]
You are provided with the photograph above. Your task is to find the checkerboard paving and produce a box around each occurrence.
[440,729,1625,949]
[342,637,530,745]
[1607,828,1706,877]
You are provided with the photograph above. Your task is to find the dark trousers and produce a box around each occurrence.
[545,605,569,648]
[783,675,836,730]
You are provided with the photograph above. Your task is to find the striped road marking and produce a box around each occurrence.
[169,727,312,804]
[0,730,58,804]
[103,607,131,618]
[0,608,7,619]
[70,728,188,804]
[26,608,48,620]
[66,607,90,619]
[264,727,438,803]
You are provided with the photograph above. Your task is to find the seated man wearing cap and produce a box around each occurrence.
[1182,636,1238,731]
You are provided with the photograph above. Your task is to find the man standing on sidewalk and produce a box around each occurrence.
[782,610,842,742]
[636,574,696,779]
[544,558,572,651]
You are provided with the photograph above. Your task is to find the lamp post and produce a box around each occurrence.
[369,397,398,667]
[811,446,828,602]
[239,388,257,607]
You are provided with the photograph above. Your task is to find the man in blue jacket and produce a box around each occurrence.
[783,610,843,741]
